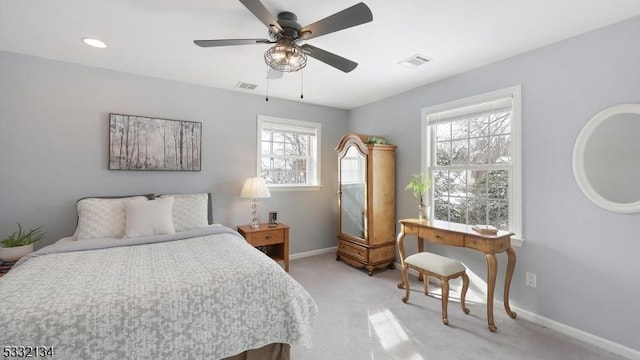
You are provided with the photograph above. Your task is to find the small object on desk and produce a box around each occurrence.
[472,224,498,235]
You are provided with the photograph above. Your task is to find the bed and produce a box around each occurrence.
[0,193,317,360]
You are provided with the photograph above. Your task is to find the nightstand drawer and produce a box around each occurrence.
[248,229,284,247]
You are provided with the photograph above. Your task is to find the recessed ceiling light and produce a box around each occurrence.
[81,38,107,49]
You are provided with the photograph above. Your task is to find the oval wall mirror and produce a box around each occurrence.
[573,104,640,213]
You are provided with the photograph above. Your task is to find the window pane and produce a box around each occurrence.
[435,122,451,141]
[436,141,451,166]
[468,137,489,164]
[488,170,509,200]
[275,141,287,156]
[261,141,271,157]
[451,119,468,140]
[451,140,468,165]
[272,132,284,142]
[469,114,489,138]
[490,111,511,136]
[432,170,450,198]
[490,135,511,164]
[261,131,271,141]
[488,200,509,230]
[449,170,467,198]
[284,134,308,156]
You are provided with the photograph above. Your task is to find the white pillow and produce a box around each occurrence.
[159,193,209,232]
[75,196,148,240]
[125,197,175,238]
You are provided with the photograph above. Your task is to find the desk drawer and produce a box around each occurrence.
[419,227,464,247]
[402,222,422,236]
[466,235,511,253]
[338,240,367,262]
[248,229,284,247]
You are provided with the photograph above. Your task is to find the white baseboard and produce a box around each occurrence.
[290,246,337,260]
[512,306,639,360]
[391,262,639,359]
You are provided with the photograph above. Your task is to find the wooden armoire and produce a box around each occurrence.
[335,133,396,275]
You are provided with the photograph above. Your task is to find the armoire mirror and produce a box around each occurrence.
[572,104,640,213]
[340,145,366,239]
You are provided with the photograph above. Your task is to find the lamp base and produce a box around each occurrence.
[250,199,260,229]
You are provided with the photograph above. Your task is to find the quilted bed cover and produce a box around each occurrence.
[0,226,317,360]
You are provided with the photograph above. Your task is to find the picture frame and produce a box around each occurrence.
[108,113,202,171]
[268,211,279,227]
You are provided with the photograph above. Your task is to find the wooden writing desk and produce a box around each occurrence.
[396,218,517,332]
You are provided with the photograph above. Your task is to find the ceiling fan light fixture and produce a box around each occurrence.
[264,39,307,72]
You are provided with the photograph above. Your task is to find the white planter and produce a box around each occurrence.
[0,243,34,262]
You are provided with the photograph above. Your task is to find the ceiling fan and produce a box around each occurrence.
[194,0,373,74]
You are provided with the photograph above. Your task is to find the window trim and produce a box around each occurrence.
[421,85,524,246]
[257,115,322,190]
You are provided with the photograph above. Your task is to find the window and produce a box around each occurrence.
[257,115,321,188]
[421,86,522,241]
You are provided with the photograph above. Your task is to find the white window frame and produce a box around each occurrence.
[257,115,321,190]
[421,85,524,246]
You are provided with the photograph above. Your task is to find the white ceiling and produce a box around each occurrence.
[2,1,640,110]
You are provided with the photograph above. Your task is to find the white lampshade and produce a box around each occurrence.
[240,177,271,199]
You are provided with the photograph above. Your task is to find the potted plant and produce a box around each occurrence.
[405,173,433,220]
[0,223,45,262]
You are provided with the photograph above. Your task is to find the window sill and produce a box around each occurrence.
[511,236,525,248]
[268,185,322,192]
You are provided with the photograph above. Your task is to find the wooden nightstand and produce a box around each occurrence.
[237,223,289,272]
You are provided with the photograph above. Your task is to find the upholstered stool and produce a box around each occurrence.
[401,252,470,325]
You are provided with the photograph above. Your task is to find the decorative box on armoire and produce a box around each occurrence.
[335,133,396,276]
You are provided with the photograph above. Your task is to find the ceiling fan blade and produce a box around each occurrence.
[301,44,357,73]
[238,0,283,34]
[300,2,372,41]
[267,68,284,79]
[194,39,272,47]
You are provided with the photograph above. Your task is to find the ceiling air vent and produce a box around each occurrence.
[398,54,432,69]
[235,81,258,90]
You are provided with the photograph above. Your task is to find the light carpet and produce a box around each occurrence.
[289,252,624,360]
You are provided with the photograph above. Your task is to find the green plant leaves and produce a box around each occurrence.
[0,223,45,248]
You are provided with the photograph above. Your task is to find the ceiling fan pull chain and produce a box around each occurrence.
[265,75,269,102]
[300,69,304,99]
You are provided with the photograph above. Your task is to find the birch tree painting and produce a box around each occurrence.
[109,114,202,171]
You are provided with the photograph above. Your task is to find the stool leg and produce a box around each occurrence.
[401,264,411,303]
[441,278,449,325]
[461,272,470,314]
[423,274,429,295]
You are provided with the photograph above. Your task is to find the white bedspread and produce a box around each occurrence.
[0,226,317,360]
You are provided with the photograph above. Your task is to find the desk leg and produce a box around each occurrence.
[416,238,425,282]
[504,248,517,319]
[486,254,498,332]
[397,229,407,289]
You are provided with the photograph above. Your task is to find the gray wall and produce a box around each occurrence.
[349,17,640,351]
[0,50,348,254]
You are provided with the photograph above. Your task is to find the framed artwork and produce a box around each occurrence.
[108,113,202,171]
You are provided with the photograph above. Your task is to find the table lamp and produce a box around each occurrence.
[240,177,271,229]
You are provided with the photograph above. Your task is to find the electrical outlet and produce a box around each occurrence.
[525,272,537,288]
